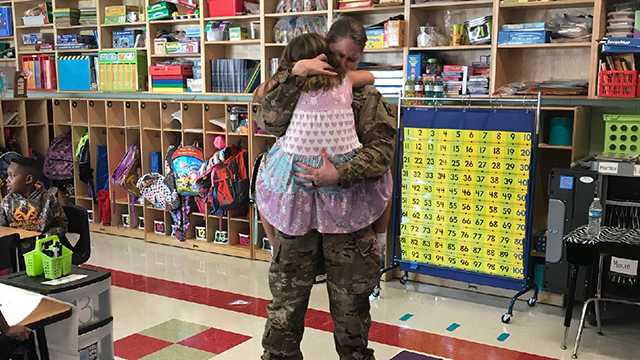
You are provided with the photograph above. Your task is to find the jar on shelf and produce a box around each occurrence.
[417,26,437,47]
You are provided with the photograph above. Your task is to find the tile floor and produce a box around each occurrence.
[87,233,640,359]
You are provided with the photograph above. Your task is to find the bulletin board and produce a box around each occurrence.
[396,107,537,291]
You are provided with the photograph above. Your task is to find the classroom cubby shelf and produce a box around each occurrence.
[0,0,613,97]
[46,98,272,260]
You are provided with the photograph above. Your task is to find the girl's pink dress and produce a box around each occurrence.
[255,78,392,236]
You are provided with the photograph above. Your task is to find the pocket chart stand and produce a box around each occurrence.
[382,94,542,324]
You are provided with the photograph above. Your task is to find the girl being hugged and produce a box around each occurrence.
[256,32,392,238]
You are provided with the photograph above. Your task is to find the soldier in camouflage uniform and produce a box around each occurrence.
[254,17,396,360]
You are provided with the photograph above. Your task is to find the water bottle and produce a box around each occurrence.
[587,197,603,238]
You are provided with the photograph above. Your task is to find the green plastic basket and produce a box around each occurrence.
[23,235,73,279]
[604,114,640,155]
[23,238,44,277]
[42,244,72,280]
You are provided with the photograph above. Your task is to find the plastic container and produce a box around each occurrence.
[78,317,114,360]
[25,236,73,279]
[598,70,639,98]
[548,117,573,146]
[604,114,640,155]
[239,233,250,246]
[42,247,72,280]
[207,0,244,17]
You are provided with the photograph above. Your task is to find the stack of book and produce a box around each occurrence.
[54,8,80,26]
[468,58,490,95]
[79,7,97,25]
[337,0,373,9]
[21,54,56,90]
[442,65,468,96]
[150,62,193,93]
[370,68,403,95]
[211,59,260,93]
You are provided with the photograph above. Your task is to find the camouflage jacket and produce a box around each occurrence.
[255,70,396,187]
[0,185,68,236]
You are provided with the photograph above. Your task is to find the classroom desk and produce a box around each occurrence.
[0,226,40,239]
[2,285,73,360]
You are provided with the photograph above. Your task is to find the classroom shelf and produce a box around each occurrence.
[409,45,492,51]
[264,10,328,17]
[497,42,592,49]
[333,5,405,13]
[56,48,99,53]
[149,18,201,24]
[205,40,261,45]
[151,53,202,58]
[538,143,573,150]
[203,14,260,21]
[364,47,404,53]
[55,24,98,30]
[411,0,492,9]
[101,22,147,28]
[15,24,54,29]
[499,0,594,9]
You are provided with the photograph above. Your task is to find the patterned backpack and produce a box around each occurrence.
[171,145,204,196]
[43,132,74,181]
[111,144,141,196]
[136,173,180,210]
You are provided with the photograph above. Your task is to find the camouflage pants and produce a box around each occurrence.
[262,226,380,360]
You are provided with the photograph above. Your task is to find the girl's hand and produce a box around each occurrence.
[295,149,340,187]
[292,54,338,77]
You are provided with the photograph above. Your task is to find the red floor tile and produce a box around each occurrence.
[114,333,172,360]
[179,327,251,354]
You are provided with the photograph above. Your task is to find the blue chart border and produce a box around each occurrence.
[394,107,538,291]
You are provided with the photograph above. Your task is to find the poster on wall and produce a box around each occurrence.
[397,107,536,290]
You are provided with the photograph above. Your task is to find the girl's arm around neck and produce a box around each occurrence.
[347,70,374,88]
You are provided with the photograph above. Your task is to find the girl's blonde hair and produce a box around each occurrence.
[278,33,344,92]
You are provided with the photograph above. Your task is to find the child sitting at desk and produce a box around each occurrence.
[0,308,33,360]
[0,156,68,236]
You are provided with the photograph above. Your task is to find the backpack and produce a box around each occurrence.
[75,132,95,199]
[43,132,74,181]
[111,144,141,196]
[171,145,204,196]
[136,173,180,210]
[210,145,249,213]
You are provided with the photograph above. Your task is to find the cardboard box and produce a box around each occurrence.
[384,20,405,48]
[365,26,384,49]
[228,26,248,41]
[498,30,549,45]
[406,53,424,78]
[112,30,143,48]
[154,38,167,54]
[104,6,138,24]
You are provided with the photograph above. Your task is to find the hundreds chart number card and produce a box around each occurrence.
[398,107,536,290]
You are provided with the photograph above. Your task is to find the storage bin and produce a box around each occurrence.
[0,7,13,37]
[78,317,114,360]
[239,233,249,246]
[599,70,639,98]
[604,114,640,155]
[207,0,244,17]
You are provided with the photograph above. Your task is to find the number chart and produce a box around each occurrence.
[397,107,536,289]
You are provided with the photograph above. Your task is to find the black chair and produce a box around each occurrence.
[60,205,91,265]
[0,233,21,273]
